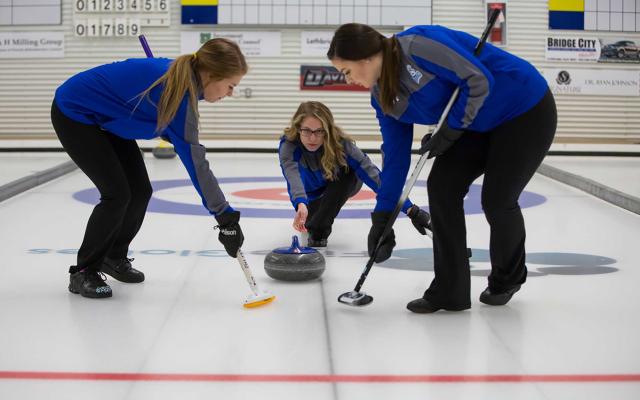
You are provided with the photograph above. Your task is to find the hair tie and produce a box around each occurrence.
[192,52,197,60]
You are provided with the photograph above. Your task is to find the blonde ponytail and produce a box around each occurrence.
[138,38,248,132]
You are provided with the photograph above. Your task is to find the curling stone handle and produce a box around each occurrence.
[290,235,304,253]
[236,249,260,296]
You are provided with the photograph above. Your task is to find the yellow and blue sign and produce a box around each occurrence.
[182,0,218,25]
[549,0,585,30]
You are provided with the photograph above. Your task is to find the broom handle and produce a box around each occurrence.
[236,249,260,296]
[138,35,154,58]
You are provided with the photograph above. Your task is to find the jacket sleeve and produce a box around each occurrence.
[165,101,232,216]
[344,139,412,213]
[407,31,494,130]
[278,139,308,209]
[371,96,414,213]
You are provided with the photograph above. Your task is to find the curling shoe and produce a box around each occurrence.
[406,298,441,313]
[101,257,145,283]
[406,298,471,314]
[479,285,521,306]
[307,237,328,248]
[307,229,329,248]
[69,269,112,299]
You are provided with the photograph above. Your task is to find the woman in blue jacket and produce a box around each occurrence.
[279,101,431,248]
[328,23,557,313]
[52,38,247,298]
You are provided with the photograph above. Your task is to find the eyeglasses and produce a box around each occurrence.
[299,127,326,138]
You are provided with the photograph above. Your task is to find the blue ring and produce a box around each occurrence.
[73,176,547,218]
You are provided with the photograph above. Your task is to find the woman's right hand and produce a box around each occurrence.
[293,203,308,232]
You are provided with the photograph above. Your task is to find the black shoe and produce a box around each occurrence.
[307,237,327,248]
[479,285,521,306]
[406,298,470,314]
[68,269,112,299]
[406,298,442,313]
[101,257,145,283]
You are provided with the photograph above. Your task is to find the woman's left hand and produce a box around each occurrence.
[293,203,308,232]
[419,122,463,158]
[407,205,432,235]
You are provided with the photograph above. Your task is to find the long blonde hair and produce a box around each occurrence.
[283,101,352,181]
[139,38,248,132]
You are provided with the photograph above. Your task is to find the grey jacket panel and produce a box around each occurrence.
[371,37,435,119]
[343,140,380,187]
[183,105,229,215]
[279,140,307,203]
[399,34,490,128]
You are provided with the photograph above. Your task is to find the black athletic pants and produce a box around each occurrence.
[305,167,362,240]
[51,101,152,273]
[423,90,557,308]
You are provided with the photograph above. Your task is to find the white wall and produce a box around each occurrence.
[0,0,639,141]
[434,0,640,140]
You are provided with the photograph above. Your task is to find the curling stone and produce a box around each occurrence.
[152,139,176,159]
[264,236,325,282]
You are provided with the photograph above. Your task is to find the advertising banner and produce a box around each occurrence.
[541,68,640,96]
[300,31,333,56]
[180,31,281,57]
[300,65,368,91]
[546,36,600,62]
[546,36,640,63]
[0,32,64,58]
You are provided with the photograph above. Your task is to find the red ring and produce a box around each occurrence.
[231,187,376,201]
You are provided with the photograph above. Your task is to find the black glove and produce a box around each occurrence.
[215,210,244,258]
[418,122,463,159]
[367,211,396,263]
[407,205,432,235]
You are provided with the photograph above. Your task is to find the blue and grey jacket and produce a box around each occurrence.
[278,136,412,213]
[54,57,231,216]
[371,25,549,212]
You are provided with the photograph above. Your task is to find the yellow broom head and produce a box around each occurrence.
[243,292,276,308]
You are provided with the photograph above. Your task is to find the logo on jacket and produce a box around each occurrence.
[406,64,423,84]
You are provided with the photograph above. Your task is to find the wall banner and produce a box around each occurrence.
[546,36,600,62]
[0,32,64,59]
[546,36,640,63]
[300,65,368,91]
[300,31,333,56]
[541,68,640,97]
[180,31,281,57]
